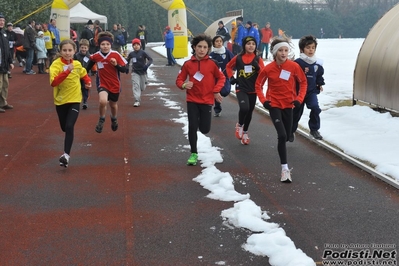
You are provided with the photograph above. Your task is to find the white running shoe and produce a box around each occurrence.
[133,101,140,107]
[235,123,243,139]
[281,169,292,183]
[241,133,250,145]
[59,153,70,168]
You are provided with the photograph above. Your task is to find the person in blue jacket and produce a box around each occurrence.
[233,17,245,55]
[291,35,325,141]
[245,21,260,49]
[164,26,176,66]
[209,35,234,117]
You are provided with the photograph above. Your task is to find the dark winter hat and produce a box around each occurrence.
[87,19,93,25]
[242,36,257,48]
[236,16,243,22]
[246,21,252,26]
[132,38,141,46]
[218,21,224,25]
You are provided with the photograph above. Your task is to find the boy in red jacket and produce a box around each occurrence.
[176,34,226,166]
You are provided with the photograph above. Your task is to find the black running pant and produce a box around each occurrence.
[236,91,257,132]
[187,102,212,154]
[269,107,293,164]
[56,103,80,155]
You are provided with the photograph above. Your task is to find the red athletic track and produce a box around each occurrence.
[1,48,398,265]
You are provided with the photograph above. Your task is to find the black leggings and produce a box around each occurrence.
[56,103,80,155]
[269,108,293,164]
[236,91,257,132]
[187,102,212,153]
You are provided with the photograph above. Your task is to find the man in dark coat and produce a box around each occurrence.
[215,21,230,47]
[5,22,16,78]
[80,20,95,54]
[0,13,15,112]
[23,19,37,74]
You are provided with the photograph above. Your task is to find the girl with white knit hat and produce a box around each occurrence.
[255,37,307,183]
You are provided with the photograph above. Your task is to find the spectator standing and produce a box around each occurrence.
[5,22,16,78]
[70,27,78,47]
[228,21,237,52]
[35,31,47,74]
[12,24,25,67]
[260,22,273,60]
[135,25,148,50]
[233,16,245,55]
[34,23,42,32]
[121,26,129,52]
[23,20,37,75]
[42,23,56,70]
[0,13,15,113]
[93,20,103,52]
[80,20,95,54]
[126,38,153,107]
[215,21,230,47]
[111,24,123,54]
[48,19,60,50]
[245,21,260,50]
[164,26,175,66]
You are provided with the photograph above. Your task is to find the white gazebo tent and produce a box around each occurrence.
[70,3,107,28]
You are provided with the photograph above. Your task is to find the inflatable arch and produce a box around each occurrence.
[353,3,399,112]
[152,0,188,58]
[50,0,82,41]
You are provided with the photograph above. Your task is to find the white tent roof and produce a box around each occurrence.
[70,3,107,24]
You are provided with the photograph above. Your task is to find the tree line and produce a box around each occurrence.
[1,0,398,41]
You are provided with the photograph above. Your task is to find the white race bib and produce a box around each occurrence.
[244,65,252,73]
[194,71,204,81]
[279,69,291,81]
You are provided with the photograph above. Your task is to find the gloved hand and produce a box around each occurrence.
[263,101,271,110]
[230,77,237,85]
[292,100,301,108]
[125,68,129,74]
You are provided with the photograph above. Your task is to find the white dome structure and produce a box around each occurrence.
[353,3,399,112]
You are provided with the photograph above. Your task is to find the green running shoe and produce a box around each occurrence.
[187,153,198,166]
